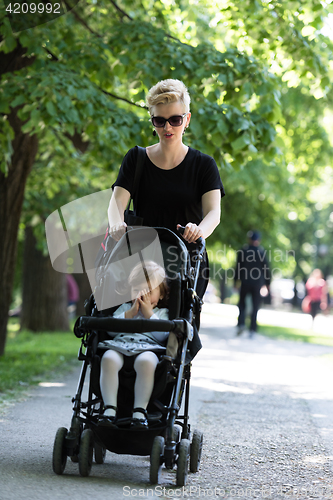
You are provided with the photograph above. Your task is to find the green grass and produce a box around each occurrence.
[2,316,333,410]
[0,319,80,405]
[258,323,333,347]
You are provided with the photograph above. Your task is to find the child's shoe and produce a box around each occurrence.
[99,405,117,428]
[130,407,148,430]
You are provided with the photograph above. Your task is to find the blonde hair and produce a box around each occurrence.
[129,260,169,304]
[146,79,191,115]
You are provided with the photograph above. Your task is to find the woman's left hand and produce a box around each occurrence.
[177,223,203,244]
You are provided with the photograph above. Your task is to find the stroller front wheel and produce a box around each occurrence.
[79,429,94,477]
[176,438,190,486]
[150,436,165,484]
[52,427,68,475]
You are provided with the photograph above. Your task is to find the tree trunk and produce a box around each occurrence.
[0,41,38,356]
[20,226,69,332]
[0,111,38,356]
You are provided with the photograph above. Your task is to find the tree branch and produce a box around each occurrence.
[62,0,188,52]
[108,0,188,46]
[100,88,147,109]
[51,127,77,155]
[0,42,35,77]
[109,0,133,21]
[63,0,102,37]
[39,41,145,111]
[44,48,59,61]
[64,129,90,153]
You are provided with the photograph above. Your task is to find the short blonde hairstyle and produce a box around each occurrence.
[146,79,191,115]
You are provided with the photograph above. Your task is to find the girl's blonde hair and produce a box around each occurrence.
[129,260,169,305]
[146,79,191,115]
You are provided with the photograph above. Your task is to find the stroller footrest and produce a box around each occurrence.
[164,444,177,469]
[65,434,79,455]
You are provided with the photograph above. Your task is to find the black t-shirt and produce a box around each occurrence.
[113,146,225,232]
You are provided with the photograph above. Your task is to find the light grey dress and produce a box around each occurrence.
[98,303,169,356]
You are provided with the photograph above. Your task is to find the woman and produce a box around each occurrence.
[107,79,225,298]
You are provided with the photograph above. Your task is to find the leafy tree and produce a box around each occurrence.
[213,82,333,250]
[1,0,333,355]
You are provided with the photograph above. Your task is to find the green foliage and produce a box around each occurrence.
[178,0,333,97]
[0,116,14,175]
[1,62,143,152]
[0,4,282,173]
[1,0,333,278]
[0,320,78,400]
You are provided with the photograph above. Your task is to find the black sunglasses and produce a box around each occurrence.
[151,113,187,128]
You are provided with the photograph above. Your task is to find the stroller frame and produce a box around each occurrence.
[52,227,205,486]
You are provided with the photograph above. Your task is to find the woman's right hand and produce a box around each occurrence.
[109,221,127,241]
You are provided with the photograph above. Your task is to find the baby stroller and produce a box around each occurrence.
[52,226,205,486]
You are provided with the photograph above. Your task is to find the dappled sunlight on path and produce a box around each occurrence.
[201,302,333,335]
[191,302,333,485]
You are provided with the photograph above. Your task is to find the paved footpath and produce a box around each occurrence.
[1,305,333,499]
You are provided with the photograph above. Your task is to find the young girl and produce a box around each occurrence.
[98,260,169,430]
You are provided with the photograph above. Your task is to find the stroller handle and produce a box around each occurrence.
[177,225,205,252]
[74,316,188,338]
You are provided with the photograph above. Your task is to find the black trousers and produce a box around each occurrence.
[237,282,262,332]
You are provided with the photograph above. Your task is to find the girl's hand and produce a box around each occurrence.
[109,222,127,241]
[137,290,154,319]
[177,223,203,244]
[125,299,139,319]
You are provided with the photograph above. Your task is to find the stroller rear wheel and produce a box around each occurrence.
[150,436,165,484]
[94,442,107,464]
[190,429,203,473]
[79,429,94,477]
[176,438,190,486]
[52,427,68,475]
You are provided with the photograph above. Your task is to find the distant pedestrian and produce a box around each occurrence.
[234,231,270,338]
[305,269,328,321]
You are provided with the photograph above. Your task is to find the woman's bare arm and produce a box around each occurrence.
[179,189,221,243]
[199,189,221,238]
[107,186,131,240]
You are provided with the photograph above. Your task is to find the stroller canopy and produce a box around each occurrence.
[95,227,190,312]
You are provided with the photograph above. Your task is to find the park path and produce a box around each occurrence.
[1,305,333,499]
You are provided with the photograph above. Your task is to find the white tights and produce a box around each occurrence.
[100,350,159,419]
